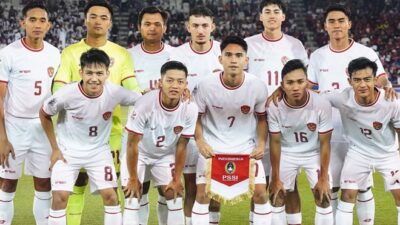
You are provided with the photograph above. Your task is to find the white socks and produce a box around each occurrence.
[139,194,149,225]
[157,195,168,225]
[357,190,375,225]
[331,191,339,217]
[271,206,286,225]
[397,206,400,225]
[253,203,271,225]
[0,190,15,225]
[209,211,220,224]
[123,198,139,225]
[286,212,302,225]
[191,201,209,225]
[33,191,51,225]
[104,205,122,225]
[167,198,184,225]
[335,200,354,225]
[48,209,66,225]
[315,206,333,225]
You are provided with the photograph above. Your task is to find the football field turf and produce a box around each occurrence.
[12,172,397,224]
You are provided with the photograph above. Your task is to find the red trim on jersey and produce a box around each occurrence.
[21,38,44,52]
[354,88,380,107]
[261,32,283,42]
[125,127,143,136]
[181,134,195,138]
[269,131,281,134]
[141,42,165,54]
[256,111,266,115]
[189,40,213,54]
[307,79,318,85]
[121,75,136,83]
[78,82,103,99]
[53,80,67,84]
[319,128,333,134]
[219,72,245,90]
[198,112,205,115]
[329,39,354,53]
[283,91,310,109]
[0,80,8,84]
[376,73,387,79]
[159,90,180,112]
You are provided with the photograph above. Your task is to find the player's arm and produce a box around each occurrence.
[314,131,332,204]
[0,82,14,168]
[376,74,397,101]
[165,136,189,199]
[195,114,214,158]
[250,114,267,160]
[39,108,65,170]
[124,132,142,198]
[121,50,143,93]
[269,132,285,205]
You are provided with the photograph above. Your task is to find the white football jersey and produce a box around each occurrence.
[0,39,60,118]
[128,42,173,90]
[308,40,386,92]
[42,81,140,157]
[194,72,268,154]
[170,40,223,91]
[268,91,333,157]
[125,90,198,158]
[245,33,308,94]
[322,88,400,159]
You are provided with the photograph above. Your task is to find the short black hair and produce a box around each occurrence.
[259,0,286,14]
[80,48,110,69]
[161,61,188,77]
[281,59,307,79]
[323,3,351,22]
[189,6,214,20]
[138,6,169,26]
[84,0,113,17]
[220,35,248,52]
[22,1,49,18]
[347,57,377,78]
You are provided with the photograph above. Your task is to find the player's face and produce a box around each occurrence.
[84,6,112,38]
[324,11,352,41]
[259,4,285,31]
[80,63,110,96]
[160,69,187,100]
[219,44,248,75]
[20,8,51,40]
[281,68,308,102]
[186,16,215,45]
[139,13,166,43]
[348,68,376,99]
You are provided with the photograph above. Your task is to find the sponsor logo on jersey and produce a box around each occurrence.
[72,115,83,120]
[253,58,265,62]
[48,98,57,106]
[212,105,223,109]
[174,125,183,134]
[373,121,382,130]
[241,105,251,114]
[103,111,112,120]
[19,70,31,74]
[281,56,289,65]
[213,69,222,73]
[130,111,137,120]
[134,69,144,73]
[188,73,198,77]
[307,123,317,132]
[319,69,329,72]
[47,66,55,77]
[225,162,236,174]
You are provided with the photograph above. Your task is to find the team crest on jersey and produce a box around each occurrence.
[173,126,183,134]
[307,123,317,132]
[281,56,289,65]
[47,67,55,77]
[373,121,382,130]
[241,105,251,114]
[225,162,236,174]
[103,111,112,120]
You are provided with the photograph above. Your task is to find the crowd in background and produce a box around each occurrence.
[0,0,398,83]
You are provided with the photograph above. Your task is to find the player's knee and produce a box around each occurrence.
[340,189,357,203]
[195,190,210,204]
[253,189,268,204]
[52,191,69,209]
[270,192,285,207]
[101,189,119,205]
[209,200,220,212]
[0,179,18,192]
[33,177,51,191]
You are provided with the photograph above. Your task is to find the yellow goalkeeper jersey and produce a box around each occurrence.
[53,39,141,138]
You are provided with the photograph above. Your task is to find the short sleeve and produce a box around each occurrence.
[125,101,147,135]
[267,106,281,133]
[318,99,333,133]
[307,53,318,85]
[391,99,400,129]
[255,82,268,114]
[181,103,199,138]
[41,90,66,116]
[0,49,11,83]
[193,81,207,114]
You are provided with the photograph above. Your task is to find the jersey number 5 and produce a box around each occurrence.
[34,81,42,96]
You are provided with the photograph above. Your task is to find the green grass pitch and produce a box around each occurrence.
[12,172,397,224]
